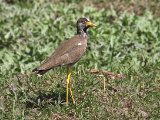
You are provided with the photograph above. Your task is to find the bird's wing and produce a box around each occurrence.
[34,35,87,71]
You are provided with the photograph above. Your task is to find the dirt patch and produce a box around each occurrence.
[4,0,160,17]
[77,0,160,17]
[92,0,160,17]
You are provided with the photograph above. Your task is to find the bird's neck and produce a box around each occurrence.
[77,29,87,38]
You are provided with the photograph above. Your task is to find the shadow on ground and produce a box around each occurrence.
[26,91,66,108]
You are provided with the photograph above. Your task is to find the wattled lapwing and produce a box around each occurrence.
[33,18,95,105]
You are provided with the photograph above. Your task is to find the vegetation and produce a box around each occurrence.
[0,0,160,119]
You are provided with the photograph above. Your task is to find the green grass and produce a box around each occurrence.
[0,0,160,119]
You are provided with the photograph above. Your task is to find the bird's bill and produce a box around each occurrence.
[85,21,96,27]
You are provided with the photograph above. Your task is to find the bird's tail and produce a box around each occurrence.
[32,68,48,76]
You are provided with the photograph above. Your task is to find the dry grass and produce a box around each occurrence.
[1,0,160,119]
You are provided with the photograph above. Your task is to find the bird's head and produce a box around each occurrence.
[77,17,96,34]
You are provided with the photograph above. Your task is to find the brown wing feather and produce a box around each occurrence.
[33,35,87,74]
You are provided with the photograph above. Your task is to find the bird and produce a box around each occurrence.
[32,17,96,105]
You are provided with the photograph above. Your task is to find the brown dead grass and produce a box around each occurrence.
[72,0,160,17]
[4,0,160,17]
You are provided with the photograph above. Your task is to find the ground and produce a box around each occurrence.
[0,0,160,119]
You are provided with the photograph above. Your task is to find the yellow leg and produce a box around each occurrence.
[66,66,71,106]
[69,82,75,104]
[66,66,75,105]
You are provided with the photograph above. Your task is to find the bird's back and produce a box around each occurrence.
[33,34,87,74]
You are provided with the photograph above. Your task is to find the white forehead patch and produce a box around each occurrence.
[86,18,90,21]
[78,42,82,46]
[82,17,90,21]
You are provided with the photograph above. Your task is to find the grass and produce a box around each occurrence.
[0,0,160,119]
